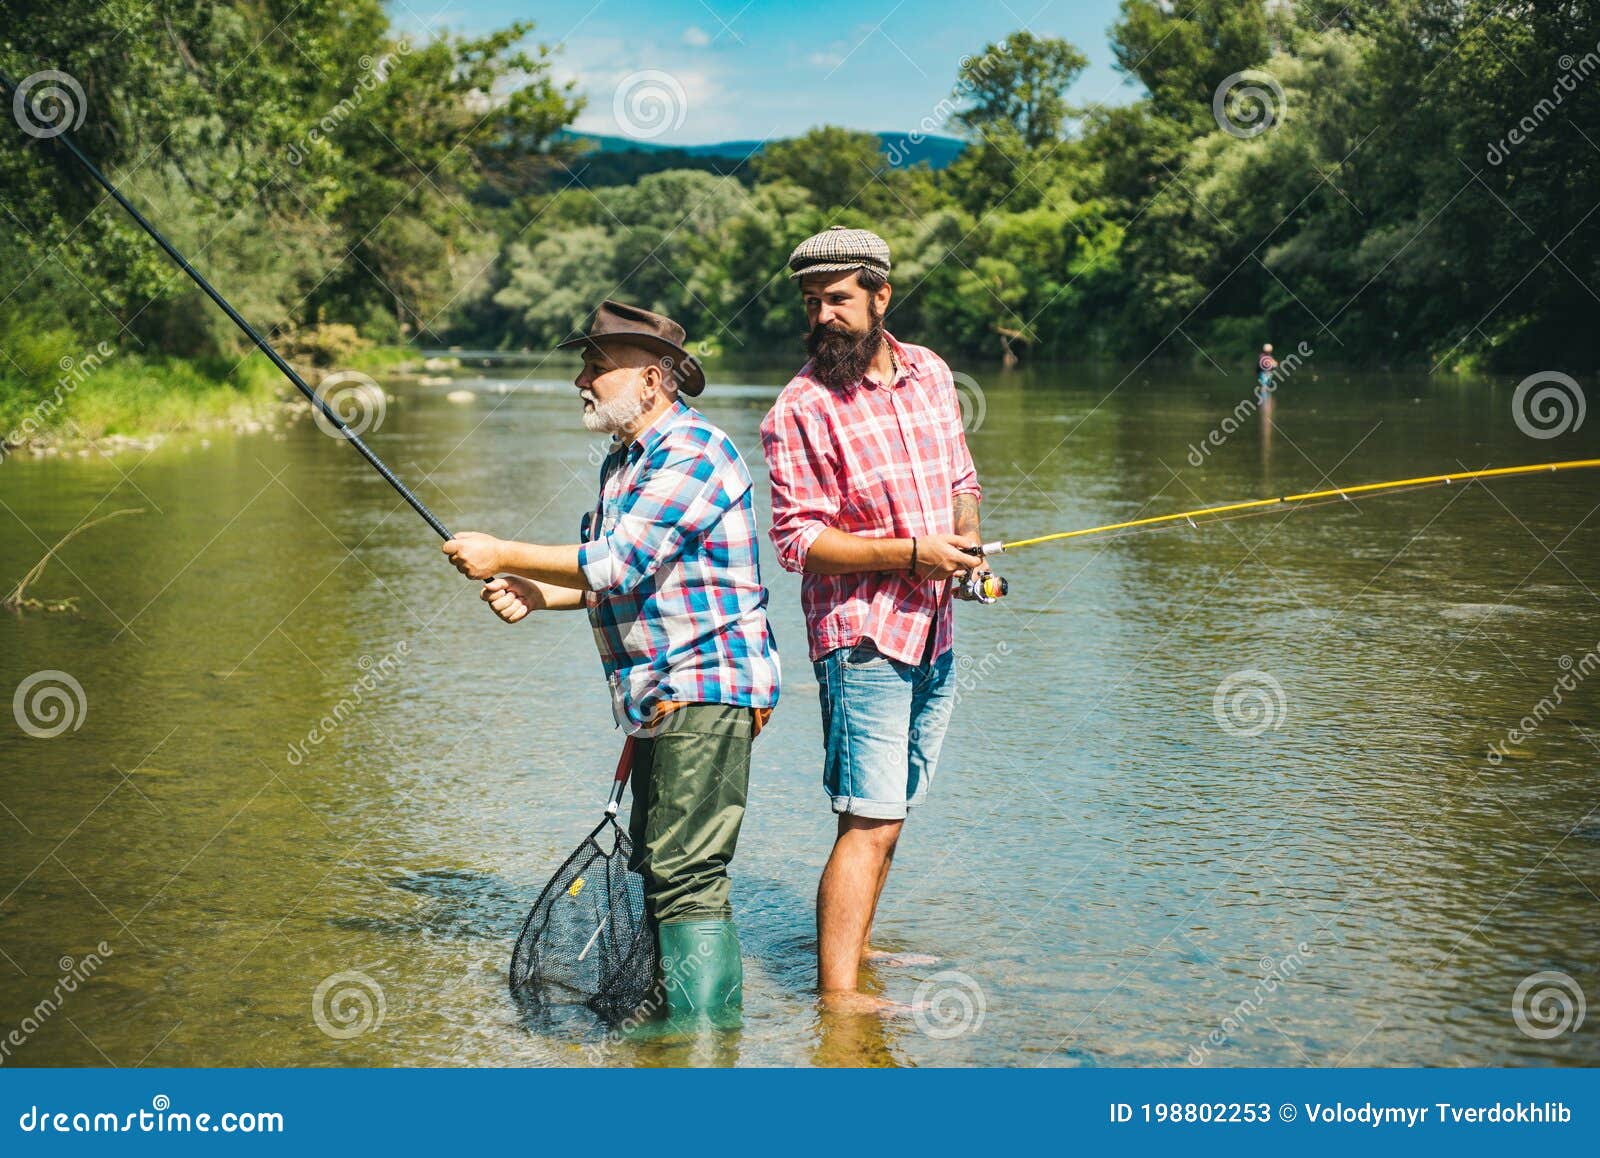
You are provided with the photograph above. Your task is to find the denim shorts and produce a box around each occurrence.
[813,640,957,819]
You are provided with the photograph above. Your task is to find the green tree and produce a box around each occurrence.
[0,2,581,354]
[943,31,1087,213]
[753,126,893,214]
[1111,0,1272,128]
[954,30,1088,149]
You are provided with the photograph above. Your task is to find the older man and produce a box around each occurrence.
[443,300,780,1028]
[759,227,994,1009]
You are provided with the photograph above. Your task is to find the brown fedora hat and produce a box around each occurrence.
[556,299,706,396]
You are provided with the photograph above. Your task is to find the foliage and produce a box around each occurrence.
[0,0,581,358]
[3,0,1596,395]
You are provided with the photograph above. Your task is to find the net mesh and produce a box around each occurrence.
[509,814,657,1023]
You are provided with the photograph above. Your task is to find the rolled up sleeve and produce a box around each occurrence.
[760,399,840,574]
[951,431,980,500]
[939,359,982,501]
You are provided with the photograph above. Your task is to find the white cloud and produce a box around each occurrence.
[552,36,737,142]
[682,26,711,48]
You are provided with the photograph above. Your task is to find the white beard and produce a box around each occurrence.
[581,386,646,436]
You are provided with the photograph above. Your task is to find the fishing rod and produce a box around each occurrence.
[972,459,1600,568]
[0,69,454,542]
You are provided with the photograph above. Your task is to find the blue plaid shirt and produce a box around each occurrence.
[577,400,781,729]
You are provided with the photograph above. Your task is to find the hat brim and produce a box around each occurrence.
[788,260,891,281]
[555,331,705,396]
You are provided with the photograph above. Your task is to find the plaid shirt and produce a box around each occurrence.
[761,333,981,664]
[578,400,780,729]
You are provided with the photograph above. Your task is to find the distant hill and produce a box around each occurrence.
[549,129,966,189]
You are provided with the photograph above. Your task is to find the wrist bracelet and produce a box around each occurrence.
[908,536,918,578]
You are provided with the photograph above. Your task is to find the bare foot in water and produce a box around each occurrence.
[863,949,940,968]
[819,990,912,1015]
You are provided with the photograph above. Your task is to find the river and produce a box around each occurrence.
[1,359,1596,1067]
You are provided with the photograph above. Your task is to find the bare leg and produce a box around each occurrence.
[817,814,902,998]
[858,837,897,959]
[855,831,941,969]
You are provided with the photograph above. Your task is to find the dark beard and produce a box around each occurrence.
[805,310,884,390]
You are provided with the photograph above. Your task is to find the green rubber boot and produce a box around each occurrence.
[626,919,743,1037]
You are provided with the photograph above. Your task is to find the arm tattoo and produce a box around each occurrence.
[953,492,981,539]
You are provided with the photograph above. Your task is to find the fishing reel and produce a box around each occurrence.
[960,570,1009,603]
[955,543,1007,603]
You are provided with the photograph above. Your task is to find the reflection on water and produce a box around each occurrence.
[1,362,1597,1067]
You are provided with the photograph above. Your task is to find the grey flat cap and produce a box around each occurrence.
[787,225,891,280]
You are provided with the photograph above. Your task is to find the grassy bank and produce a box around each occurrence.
[0,321,415,452]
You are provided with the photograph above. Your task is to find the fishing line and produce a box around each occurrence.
[976,459,1600,558]
[0,69,454,541]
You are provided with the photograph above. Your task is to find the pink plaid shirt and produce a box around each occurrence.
[760,333,981,665]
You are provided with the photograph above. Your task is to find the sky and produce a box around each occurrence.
[385,0,1139,146]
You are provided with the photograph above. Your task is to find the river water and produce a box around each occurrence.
[2,360,1597,1067]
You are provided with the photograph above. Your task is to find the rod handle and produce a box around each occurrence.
[605,737,636,815]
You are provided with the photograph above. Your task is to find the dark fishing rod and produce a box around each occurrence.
[0,69,454,541]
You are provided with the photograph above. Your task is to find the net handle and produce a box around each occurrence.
[604,737,635,816]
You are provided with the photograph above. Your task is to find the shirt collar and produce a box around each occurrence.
[610,398,689,464]
[857,331,917,391]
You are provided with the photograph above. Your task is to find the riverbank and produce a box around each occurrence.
[0,332,421,459]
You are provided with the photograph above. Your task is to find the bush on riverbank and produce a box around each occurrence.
[0,347,283,449]
[0,313,420,449]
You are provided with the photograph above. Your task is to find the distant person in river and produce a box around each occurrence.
[1257,344,1278,395]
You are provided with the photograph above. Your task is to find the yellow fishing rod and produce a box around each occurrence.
[960,458,1600,601]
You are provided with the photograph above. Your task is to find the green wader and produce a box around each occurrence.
[626,704,752,1028]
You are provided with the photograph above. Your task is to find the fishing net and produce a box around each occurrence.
[509,745,658,1023]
